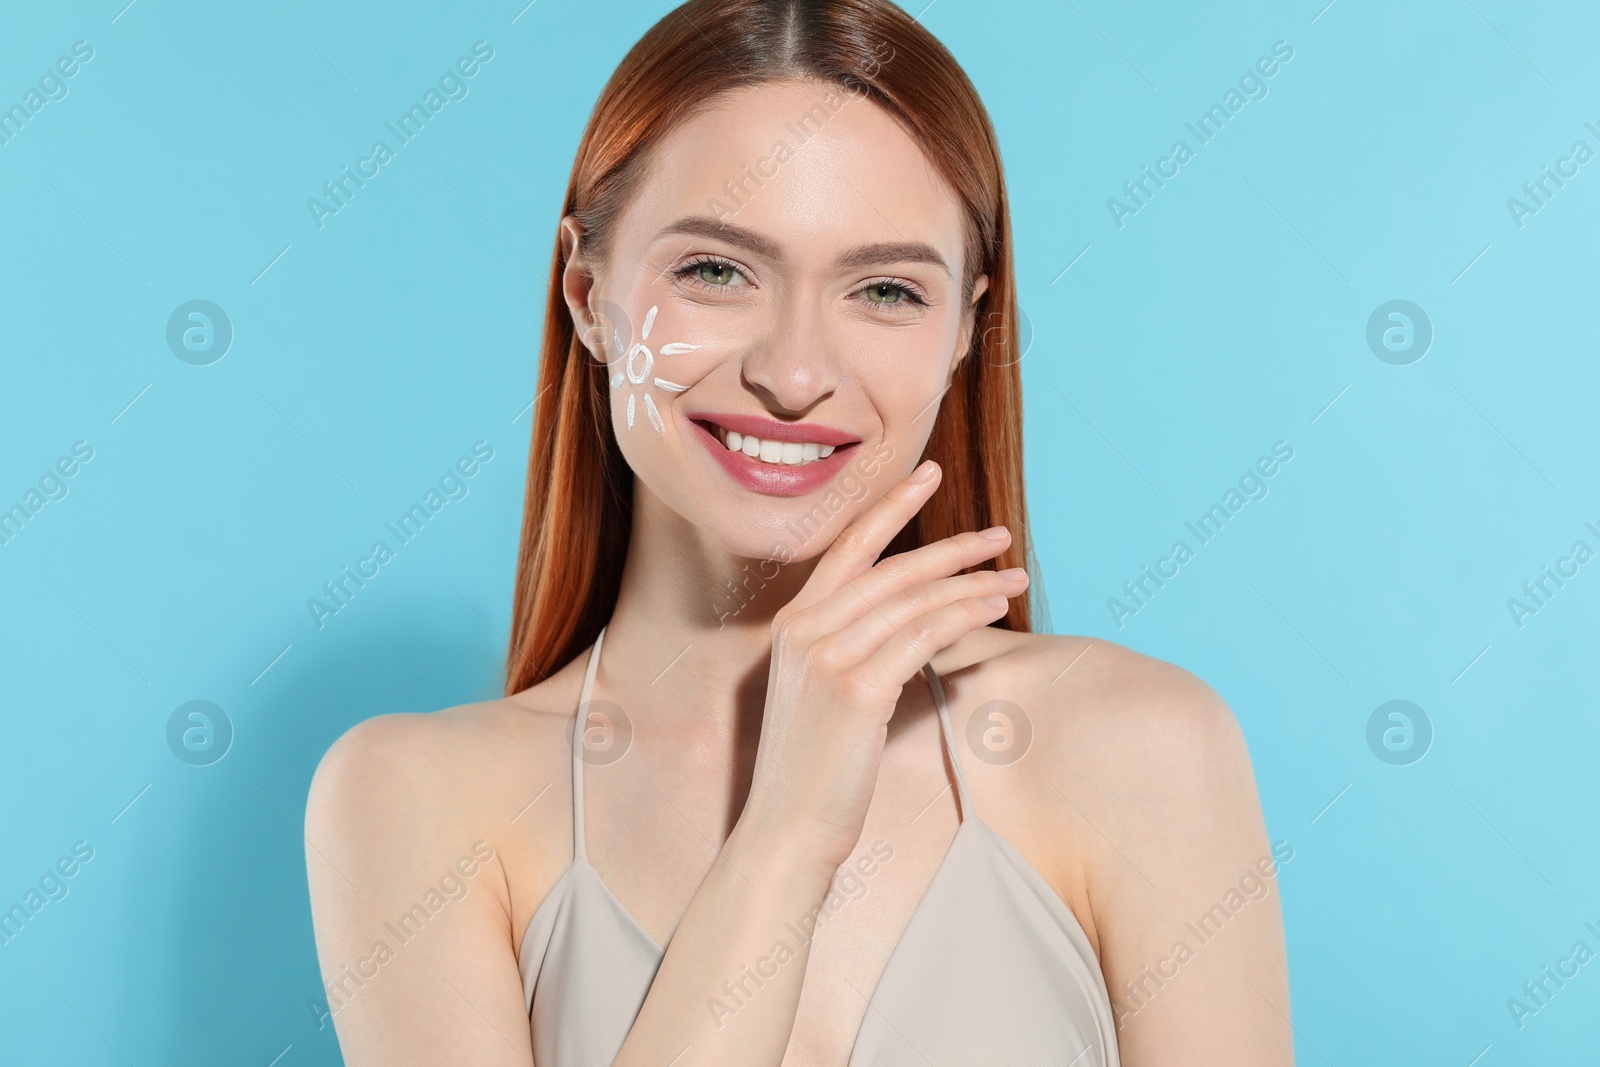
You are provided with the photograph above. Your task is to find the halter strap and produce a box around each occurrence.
[922,660,974,824]
[570,625,608,863]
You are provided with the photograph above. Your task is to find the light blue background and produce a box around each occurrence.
[1,0,1596,1063]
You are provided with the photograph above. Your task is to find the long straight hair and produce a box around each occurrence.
[504,0,1045,694]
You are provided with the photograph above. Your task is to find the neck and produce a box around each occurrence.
[600,481,822,732]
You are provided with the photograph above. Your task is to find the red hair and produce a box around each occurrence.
[505,0,1044,694]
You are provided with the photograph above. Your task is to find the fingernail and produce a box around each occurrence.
[979,526,1008,540]
[998,568,1028,580]
[982,595,1008,609]
[911,460,939,484]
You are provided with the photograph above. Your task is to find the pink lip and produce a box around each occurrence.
[688,419,861,497]
[687,411,861,447]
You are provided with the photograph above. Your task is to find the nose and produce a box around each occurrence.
[739,298,840,414]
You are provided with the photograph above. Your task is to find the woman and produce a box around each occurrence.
[305,0,1292,1063]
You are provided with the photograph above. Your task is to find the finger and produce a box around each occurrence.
[790,460,942,610]
[798,525,1013,636]
[824,568,1028,663]
[852,595,1013,696]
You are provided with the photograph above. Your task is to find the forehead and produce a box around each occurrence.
[621,79,967,274]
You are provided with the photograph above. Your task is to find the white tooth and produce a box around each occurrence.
[819,444,835,458]
[801,443,820,463]
[726,430,742,451]
[759,439,783,463]
[742,435,761,457]
[781,442,804,465]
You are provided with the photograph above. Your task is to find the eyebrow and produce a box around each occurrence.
[655,216,951,277]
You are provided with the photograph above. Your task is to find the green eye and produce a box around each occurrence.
[864,283,908,304]
[674,257,746,289]
[697,261,737,286]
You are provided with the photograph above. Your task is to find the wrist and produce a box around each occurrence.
[726,811,841,889]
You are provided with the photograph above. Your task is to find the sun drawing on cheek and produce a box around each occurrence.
[609,304,701,435]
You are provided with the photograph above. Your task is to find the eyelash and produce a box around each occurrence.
[671,255,930,310]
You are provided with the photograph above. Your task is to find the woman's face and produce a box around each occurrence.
[565,77,988,563]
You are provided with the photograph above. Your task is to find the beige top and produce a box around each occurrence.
[518,625,1123,1065]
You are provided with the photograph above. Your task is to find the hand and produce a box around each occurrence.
[738,459,1030,870]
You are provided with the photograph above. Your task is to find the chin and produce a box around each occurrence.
[697,497,854,564]
[707,452,898,557]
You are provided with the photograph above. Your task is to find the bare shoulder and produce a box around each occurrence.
[933,628,1272,957]
[951,637,1290,1060]
[305,665,592,907]
[937,627,1250,789]
[309,695,557,825]
[300,668,599,1058]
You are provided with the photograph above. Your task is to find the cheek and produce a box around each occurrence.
[844,308,956,368]
[843,330,950,411]
[606,304,724,437]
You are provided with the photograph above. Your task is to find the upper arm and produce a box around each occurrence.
[304,712,534,1066]
[1061,659,1293,1066]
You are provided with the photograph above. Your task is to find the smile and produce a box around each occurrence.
[687,414,862,497]
[709,422,837,466]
